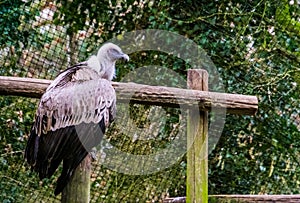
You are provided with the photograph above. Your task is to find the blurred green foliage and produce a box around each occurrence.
[0,0,299,202]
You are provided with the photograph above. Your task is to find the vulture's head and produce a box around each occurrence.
[98,43,129,62]
[86,43,129,80]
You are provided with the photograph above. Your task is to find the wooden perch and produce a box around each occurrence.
[186,69,208,203]
[0,76,258,115]
[164,195,300,203]
[211,195,300,202]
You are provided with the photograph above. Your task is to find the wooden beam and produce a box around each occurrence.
[164,195,300,203]
[186,69,208,203]
[0,76,51,98]
[61,155,91,203]
[0,76,258,115]
[211,195,300,202]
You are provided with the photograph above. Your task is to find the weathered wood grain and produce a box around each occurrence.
[186,69,208,203]
[164,195,300,203]
[0,76,258,115]
[61,155,91,203]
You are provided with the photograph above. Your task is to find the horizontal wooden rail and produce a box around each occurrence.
[0,76,258,115]
[164,195,300,202]
[212,195,300,202]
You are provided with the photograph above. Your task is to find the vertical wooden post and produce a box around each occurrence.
[187,69,209,203]
[61,155,91,203]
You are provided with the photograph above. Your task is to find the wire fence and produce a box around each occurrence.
[1,1,187,202]
[0,0,299,202]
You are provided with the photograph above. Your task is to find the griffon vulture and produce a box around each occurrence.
[25,43,129,195]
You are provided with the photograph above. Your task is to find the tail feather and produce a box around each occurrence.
[24,127,39,166]
[37,158,62,179]
[25,121,106,195]
[54,164,71,196]
[54,152,88,195]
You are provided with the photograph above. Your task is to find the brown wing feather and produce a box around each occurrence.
[46,62,101,91]
[37,78,116,133]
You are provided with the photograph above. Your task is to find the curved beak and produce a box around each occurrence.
[121,53,130,62]
[111,49,129,62]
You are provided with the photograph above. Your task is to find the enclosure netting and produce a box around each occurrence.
[1,1,187,202]
[1,0,300,202]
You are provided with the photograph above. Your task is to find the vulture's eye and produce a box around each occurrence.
[109,48,120,55]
